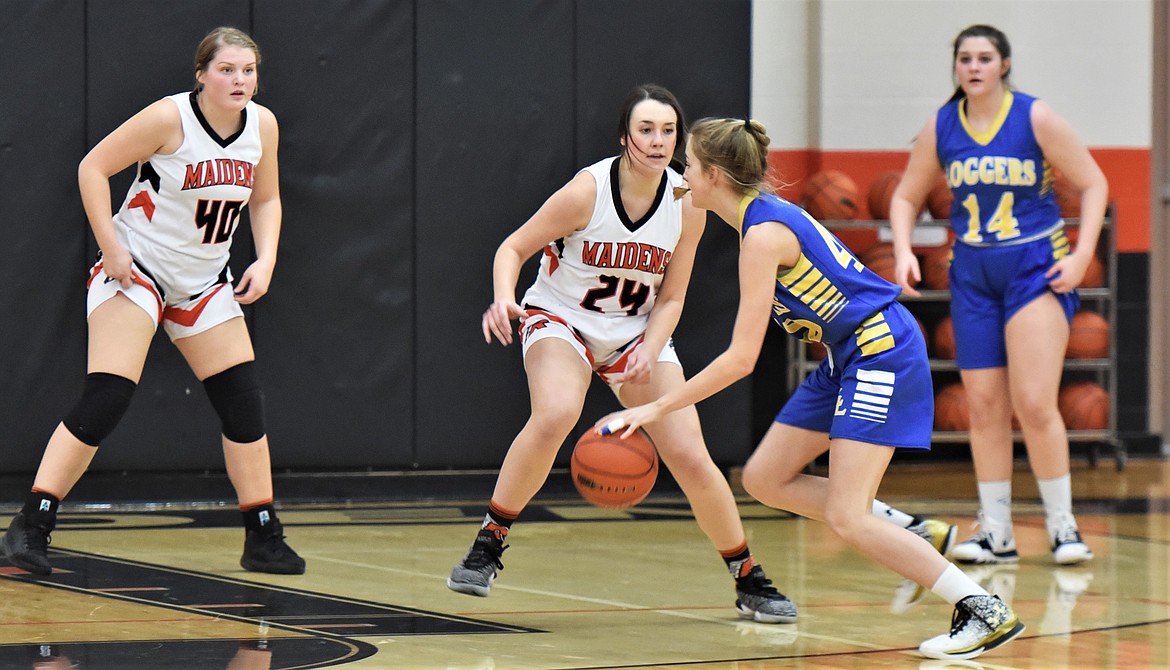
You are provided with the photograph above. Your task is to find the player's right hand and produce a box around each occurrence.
[482,298,527,345]
[593,401,664,439]
[102,245,135,289]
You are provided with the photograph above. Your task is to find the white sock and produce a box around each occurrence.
[931,563,989,605]
[977,480,1013,528]
[872,499,916,528]
[1037,473,1074,524]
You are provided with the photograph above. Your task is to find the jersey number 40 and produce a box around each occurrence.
[195,198,244,244]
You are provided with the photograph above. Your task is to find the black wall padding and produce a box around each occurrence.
[1,0,754,474]
[250,0,416,468]
[414,1,578,468]
[0,1,89,471]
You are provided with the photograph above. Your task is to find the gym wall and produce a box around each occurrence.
[4,0,1154,478]
[750,0,1155,446]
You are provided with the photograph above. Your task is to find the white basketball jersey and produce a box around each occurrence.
[112,91,262,300]
[521,157,684,354]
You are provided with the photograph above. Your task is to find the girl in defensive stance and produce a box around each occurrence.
[1,27,303,576]
[446,85,796,623]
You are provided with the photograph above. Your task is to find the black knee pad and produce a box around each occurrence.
[63,373,137,446]
[203,362,266,443]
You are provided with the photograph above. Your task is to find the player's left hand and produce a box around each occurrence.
[610,348,653,386]
[234,259,274,304]
[1045,252,1090,294]
[594,402,663,439]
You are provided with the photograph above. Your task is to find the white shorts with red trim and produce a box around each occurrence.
[86,259,243,341]
[518,308,681,392]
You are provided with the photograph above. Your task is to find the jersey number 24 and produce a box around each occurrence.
[580,274,650,317]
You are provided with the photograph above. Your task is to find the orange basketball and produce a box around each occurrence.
[932,316,955,359]
[1066,310,1110,359]
[801,169,860,221]
[1058,381,1110,430]
[861,243,899,284]
[927,174,953,220]
[934,381,970,432]
[571,427,658,508]
[867,170,902,220]
[805,341,827,361]
[1079,252,1104,288]
[1052,169,1081,219]
[920,243,952,290]
[915,315,929,349]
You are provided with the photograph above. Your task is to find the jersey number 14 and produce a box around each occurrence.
[960,192,1021,243]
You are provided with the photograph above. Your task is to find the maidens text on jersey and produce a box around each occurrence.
[182,159,255,190]
[580,241,672,274]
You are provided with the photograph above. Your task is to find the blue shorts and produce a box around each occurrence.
[777,303,934,449]
[949,234,1079,370]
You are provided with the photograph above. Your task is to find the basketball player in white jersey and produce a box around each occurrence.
[1,27,303,576]
[445,84,799,622]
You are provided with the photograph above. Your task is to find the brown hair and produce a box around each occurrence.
[616,84,691,199]
[946,24,1012,104]
[616,84,687,164]
[193,26,261,94]
[687,117,775,195]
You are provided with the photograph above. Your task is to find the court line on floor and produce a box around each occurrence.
[307,554,889,651]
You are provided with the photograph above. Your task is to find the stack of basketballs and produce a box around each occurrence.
[795,168,1111,434]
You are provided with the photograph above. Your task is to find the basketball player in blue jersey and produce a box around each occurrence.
[598,118,1023,660]
[1,28,303,576]
[445,85,802,623]
[889,25,1107,567]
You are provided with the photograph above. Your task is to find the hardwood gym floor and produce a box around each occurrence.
[1,459,1167,669]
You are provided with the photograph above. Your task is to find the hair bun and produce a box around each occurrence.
[747,120,771,150]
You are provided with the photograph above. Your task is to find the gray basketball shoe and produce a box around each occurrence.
[735,564,798,624]
[447,529,508,597]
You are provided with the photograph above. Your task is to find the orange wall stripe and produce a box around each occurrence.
[769,148,1151,252]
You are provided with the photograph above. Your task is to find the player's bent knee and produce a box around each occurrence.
[63,373,138,446]
[740,466,768,501]
[203,361,266,443]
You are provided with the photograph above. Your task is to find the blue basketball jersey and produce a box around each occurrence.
[738,192,901,348]
[936,90,1062,246]
[737,192,933,449]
